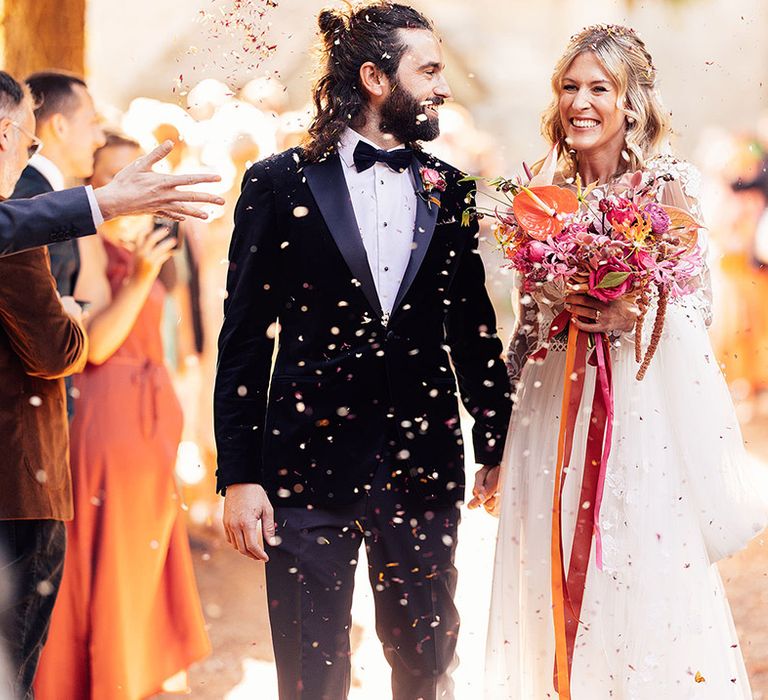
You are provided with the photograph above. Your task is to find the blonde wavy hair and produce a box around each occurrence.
[541,24,672,179]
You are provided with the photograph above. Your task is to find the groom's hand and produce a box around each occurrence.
[223,483,276,562]
[468,465,501,515]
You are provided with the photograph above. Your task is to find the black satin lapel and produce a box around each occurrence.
[304,156,382,317]
[392,160,441,312]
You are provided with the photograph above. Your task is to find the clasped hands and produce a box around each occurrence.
[468,465,501,515]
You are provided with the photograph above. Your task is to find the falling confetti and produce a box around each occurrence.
[183,0,280,92]
[36,580,55,597]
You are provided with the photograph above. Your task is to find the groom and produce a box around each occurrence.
[214,3,511,698]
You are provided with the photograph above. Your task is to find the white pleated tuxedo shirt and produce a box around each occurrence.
[337,128,417,317]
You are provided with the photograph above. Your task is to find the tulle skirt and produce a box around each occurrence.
[486,302,768,699]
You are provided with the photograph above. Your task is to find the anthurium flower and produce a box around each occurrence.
[512,185,579,240]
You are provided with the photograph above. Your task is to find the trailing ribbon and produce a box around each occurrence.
[538,311,614,699]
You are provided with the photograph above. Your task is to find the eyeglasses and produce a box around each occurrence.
[10,121,43,159]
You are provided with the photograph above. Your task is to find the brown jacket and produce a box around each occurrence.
[0,247,88,520]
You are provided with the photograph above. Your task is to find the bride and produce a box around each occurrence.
[473,24,768,699]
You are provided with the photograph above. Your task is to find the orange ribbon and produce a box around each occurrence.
[548,315,614,699]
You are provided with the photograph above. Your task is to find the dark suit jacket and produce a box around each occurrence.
[0,246,88,520]
[12,166,81,297]
[214,148,512,508]
[0,187,95,257]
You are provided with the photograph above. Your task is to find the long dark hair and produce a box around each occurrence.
[304,2,433,162]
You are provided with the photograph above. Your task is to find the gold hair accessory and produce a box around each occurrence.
[572,23,655,74]
[573,23,639,42]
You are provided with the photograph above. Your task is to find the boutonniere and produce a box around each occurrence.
[418,166,447,209]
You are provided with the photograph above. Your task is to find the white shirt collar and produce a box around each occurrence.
[337,128,408,170]
[27,153,66,192]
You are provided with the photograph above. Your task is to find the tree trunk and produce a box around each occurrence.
[2,0,86,79]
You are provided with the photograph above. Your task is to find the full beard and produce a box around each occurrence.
[379,83,441,144]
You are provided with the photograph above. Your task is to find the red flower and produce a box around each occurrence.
[605,197,639,229]
[588,258,636,302]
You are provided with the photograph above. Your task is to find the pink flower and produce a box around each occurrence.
[642,202,671,235]
[421,167,447,192]
[654,247,704,296]
[588,258,636,302]
[605,197,639,229]
[629,248,656,270]
[526,240,547,263]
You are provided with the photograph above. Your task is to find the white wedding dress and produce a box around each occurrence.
[485,157,768,699]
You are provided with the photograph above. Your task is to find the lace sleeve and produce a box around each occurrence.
[505,291,540,393]
[504,275,565,395]
[650,156,713,326]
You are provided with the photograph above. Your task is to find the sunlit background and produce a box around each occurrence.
[2,0,767,697]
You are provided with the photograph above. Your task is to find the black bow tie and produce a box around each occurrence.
[352,140,413,173]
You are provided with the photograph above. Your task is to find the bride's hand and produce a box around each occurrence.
[565,293,639,334]
[468,465,501,515]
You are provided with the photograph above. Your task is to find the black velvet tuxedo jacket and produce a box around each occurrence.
[214,147,512,508]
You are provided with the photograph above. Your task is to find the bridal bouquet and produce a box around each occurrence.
[463,150,704,380]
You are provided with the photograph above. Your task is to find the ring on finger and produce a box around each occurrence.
[595,310,602,321]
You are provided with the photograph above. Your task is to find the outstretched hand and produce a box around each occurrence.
[94,140,225,222]
[468,465,501,515]
[223,483,276,562]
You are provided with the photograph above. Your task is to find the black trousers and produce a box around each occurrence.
[265,464,461,700]
[0,519,66,700]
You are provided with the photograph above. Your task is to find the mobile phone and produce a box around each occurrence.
[152,217,184,251]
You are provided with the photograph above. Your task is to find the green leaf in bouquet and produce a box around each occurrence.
[458,175,486,184]
[596,271,631,289]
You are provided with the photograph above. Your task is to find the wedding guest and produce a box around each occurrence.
[13,72,106,295]
[707,137,768,410]
[33,133,210,700]
[0,72,88,700]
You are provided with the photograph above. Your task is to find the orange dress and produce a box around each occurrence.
[34,241,211,700]
[709,188,768,395]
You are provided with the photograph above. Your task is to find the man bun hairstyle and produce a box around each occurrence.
[317,8,347,42]
[304,2,433,162]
